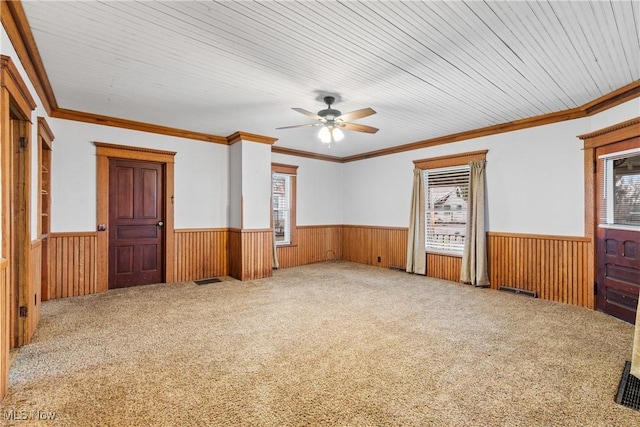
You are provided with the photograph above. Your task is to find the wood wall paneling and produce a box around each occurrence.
[174,229,228,282]
[338,226,591,309]
[341,225,408,269]
[426,253,462,282]
[229,229,272,281]
[487,232,591,308]
[49,233,97,299]
[276,225,343,269]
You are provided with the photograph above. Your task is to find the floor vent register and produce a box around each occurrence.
[616,361,640,412]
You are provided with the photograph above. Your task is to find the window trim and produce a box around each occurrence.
[272,163,298,246]
[414,150,488,257]
[413,150,488,170]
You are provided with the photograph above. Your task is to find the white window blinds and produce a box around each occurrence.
[424,165,470,255]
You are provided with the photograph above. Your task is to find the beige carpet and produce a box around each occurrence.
[0,261,637,426]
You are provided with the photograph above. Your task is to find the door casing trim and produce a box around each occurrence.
[580,117,640,311]
[95,142,176,292]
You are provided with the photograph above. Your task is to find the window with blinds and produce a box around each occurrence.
[424,165,470,255]
[272,173,291,244]
[599,150,640,227]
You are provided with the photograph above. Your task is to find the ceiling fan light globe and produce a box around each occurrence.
[318,126,331,143]
[333,128,344,142]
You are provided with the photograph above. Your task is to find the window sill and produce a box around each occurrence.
[276,244,298,248]
[425,250,463,258]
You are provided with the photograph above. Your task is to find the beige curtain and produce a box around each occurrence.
[461,160,489,286]
[270,192,279,270]
[631,301,640,377]
[406,168,426,275]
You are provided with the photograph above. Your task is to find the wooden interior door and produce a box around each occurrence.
[595,138,640,323]
[109,159,164,289]
[597,228,640,323]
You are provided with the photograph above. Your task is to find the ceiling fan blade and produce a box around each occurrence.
[292,108,322,120]
[275,123,317,130]
[337,107,376,122]
[341,122,379,134]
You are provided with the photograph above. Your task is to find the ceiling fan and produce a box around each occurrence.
[276,96,378,144]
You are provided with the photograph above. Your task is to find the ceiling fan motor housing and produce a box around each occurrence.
[319,96,341,120]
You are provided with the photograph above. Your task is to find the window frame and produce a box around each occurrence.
[414,150,488,257]
[598,148,640,230]
[272,163,298,247]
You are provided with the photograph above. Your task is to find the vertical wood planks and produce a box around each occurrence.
[342,225,408,268]
[173,229,228,282]
[229,229,272,281]
[49,233,97,299]
[42,228,592,311]
[487,232,591,308]
[275,225,343,268]
[426,253,462,282]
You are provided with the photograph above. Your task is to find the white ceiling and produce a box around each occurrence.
[20,0,640,157]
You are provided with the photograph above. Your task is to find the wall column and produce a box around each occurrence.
[227,132,277,280]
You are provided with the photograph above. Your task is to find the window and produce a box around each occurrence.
[272,163,298,245]
[600,150,640,228]
[272,173,291,244]
[424,166,470,255]
[413,149,487,256]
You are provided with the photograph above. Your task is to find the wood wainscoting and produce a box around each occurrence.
[487,232,592,308]
[276,225,343,268]
[426,253,462,282]
[338,226,591,309]
[48,232,98,299]
[229,229,272,281]
[0,259,8,399]
[342,225,408,269]
[174,228,228,281]
[39,227,592,311]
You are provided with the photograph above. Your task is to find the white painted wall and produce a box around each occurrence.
[228,143,242,229]
[271,153,344,226]
[240,141,271,229]
[343,99,638,236]
[588,98,640,132]
[49,119,229,231]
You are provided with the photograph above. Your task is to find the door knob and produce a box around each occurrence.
[157,221,164,228]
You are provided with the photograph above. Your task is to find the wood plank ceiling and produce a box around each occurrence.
[19,0,640,157]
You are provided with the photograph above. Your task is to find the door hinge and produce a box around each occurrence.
[19,306,27,317]
[593,160,597,174]
[594,282,598,295]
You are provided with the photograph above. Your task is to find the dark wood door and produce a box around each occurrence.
[109,159,164,289]
[597,227,640,323]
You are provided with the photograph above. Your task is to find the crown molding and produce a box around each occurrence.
[53,108,229,145]
[227,131,278,145]
[271,146,344,163]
